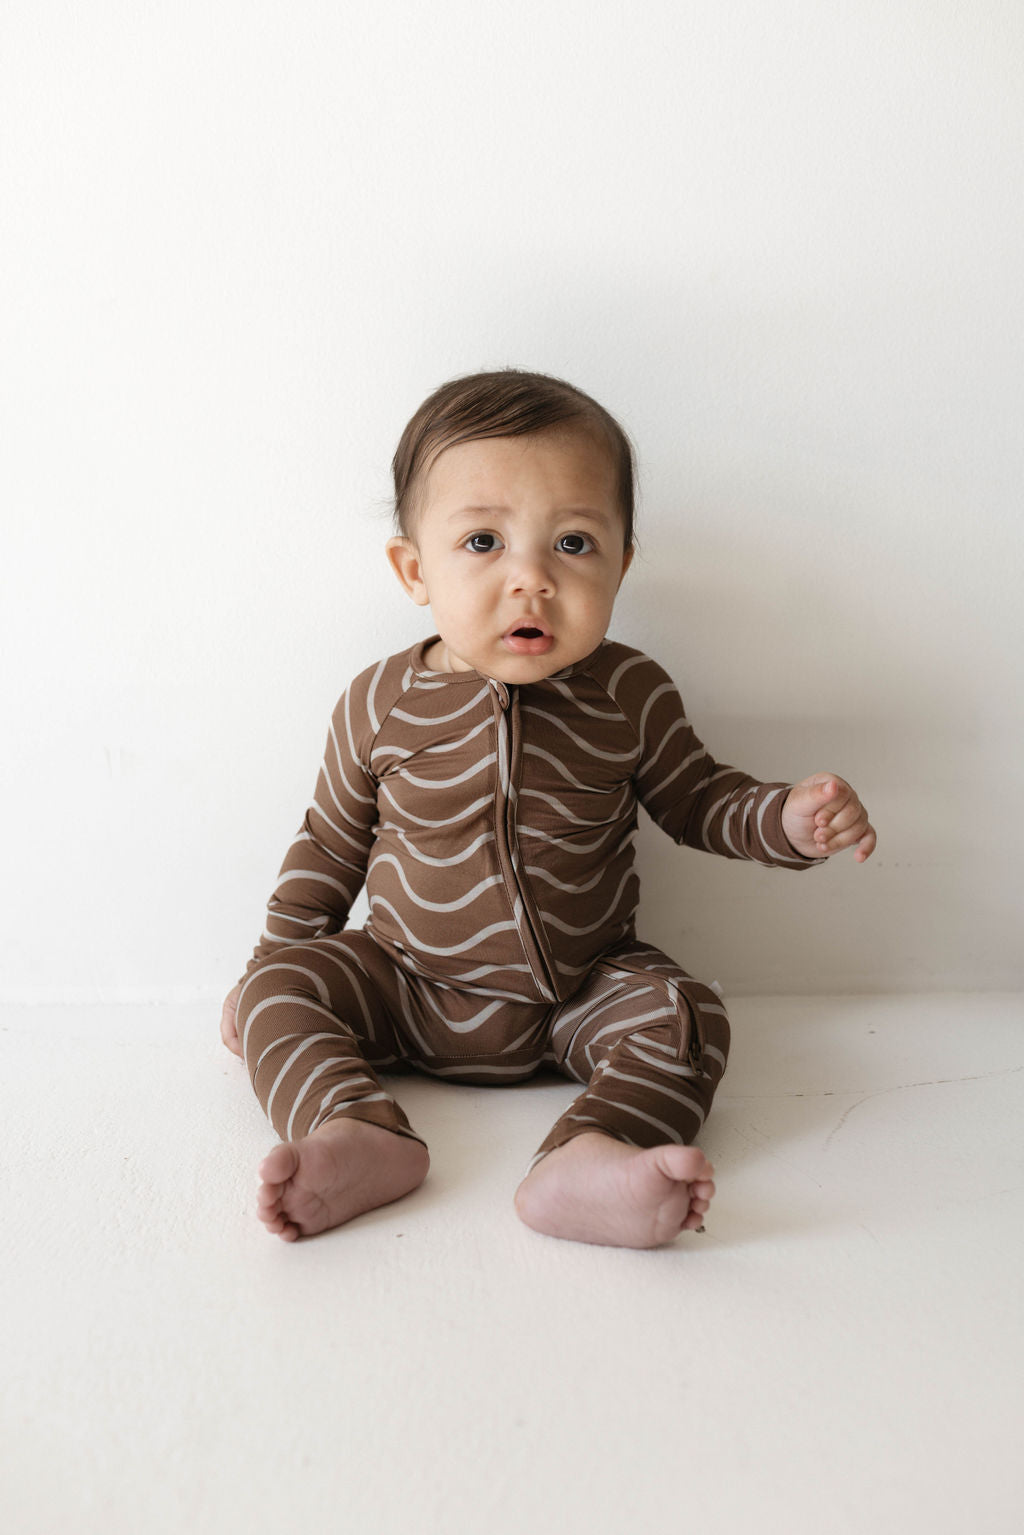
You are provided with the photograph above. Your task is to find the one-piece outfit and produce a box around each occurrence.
[236,636,820,1169]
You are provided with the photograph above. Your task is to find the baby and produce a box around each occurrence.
[220,368,875,1248]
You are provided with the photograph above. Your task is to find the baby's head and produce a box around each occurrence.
[386,369,636,683]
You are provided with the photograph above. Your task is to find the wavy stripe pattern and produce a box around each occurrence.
[237,637,821,1157]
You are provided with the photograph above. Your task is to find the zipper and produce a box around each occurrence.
[488,679,558,1002]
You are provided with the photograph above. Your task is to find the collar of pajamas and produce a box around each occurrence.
[237,636,821,1161]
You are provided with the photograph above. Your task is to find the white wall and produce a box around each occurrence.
[2,0,1022,1001]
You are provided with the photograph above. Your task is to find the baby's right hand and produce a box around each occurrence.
[220,983,243,1057]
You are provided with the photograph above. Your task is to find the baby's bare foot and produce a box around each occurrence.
[514,1131,715,1249]
[257,1118,429,1241]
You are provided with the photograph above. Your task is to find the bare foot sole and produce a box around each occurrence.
[514,1132,715,1249]
[257,1118,429,1241]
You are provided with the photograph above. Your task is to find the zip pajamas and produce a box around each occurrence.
[236,637,821,1165]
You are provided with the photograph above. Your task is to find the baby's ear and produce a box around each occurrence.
[385,537,430,605]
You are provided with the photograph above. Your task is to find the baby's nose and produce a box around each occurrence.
[508,551,556,596]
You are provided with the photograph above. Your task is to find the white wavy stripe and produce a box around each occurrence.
[394,827,496,867]
[417,988,506,1035]
[265,1032,344,1121]
[364,657,388,734]
[697,1000,729,1018]
[377,787,492,829]
[594,1097,689,1142]
[554,980,655,1037]
[521,705,637,762]
[556,985,657,1059]
[369,896,517,955]
[239,968,331,1052]
[755,786,810,864]
[539,870,634,936]
[703,1043,727,1068]
[317,947,380,1040]
[517,817,624,854]
[307,801,374,857]
[396,751,497,791]
[634,681,681,742]
[524,832,634,894]
[579,1004,674,1066]
[252,1031,303,1074]
[286,1056,366,1138]
[524,741,635,793]
[599,1062,705,1113]
[338,692,376,806]
[548,677,626,721]
[273,867,358,903]
[373,715,492,765]
[624,1045,700,1079]
[606,652,647,697]
[263,911,332,933]
[504,1018,547,1051]
[392,950,537,995]
[250,995,342,1057]
[702,780,755,855]
[518,785,626,827]
[321,744,376,834]
[638,745,708,806]
[309,1088,391,1132]
[436,971,539,1001]
[381,964,433,1058]
[389,687,488,725]
[315,740,379,831]
[634,716,692,783]
[371,854,504,913]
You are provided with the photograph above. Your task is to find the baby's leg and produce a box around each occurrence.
[515,944,727,1248]
[237,932,429,1240]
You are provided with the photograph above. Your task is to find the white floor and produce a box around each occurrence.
[2,994,1021,1535]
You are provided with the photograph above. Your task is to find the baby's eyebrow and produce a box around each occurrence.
[447,506,511,520]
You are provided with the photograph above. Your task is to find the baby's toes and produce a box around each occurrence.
[259,1142,300,1185]
[257,1181,286,1215]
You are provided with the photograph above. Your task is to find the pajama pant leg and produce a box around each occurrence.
[530,940,730,1170]
[235,929,427,1146]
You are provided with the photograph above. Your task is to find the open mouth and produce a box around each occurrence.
[503,620,554,655]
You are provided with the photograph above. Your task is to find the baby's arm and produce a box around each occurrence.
[617,650,874,870]
[222,671,382,1053]
[781,774,876,863]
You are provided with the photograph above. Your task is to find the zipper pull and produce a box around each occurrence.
[489,678,510,710]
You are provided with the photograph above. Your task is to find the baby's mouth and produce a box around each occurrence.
[502,620,554,655]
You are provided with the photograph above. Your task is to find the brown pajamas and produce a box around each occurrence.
[237,636,819,1164]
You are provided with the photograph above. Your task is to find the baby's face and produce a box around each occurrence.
[386,429,633,683]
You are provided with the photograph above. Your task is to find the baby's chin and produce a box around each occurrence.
[480,643,601,684]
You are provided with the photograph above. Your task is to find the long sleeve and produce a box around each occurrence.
[239,668,383,981]
[614,651,822,869]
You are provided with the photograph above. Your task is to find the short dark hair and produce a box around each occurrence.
[391,368,636,548]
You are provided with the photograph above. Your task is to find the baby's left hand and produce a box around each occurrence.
[782,774,876,863]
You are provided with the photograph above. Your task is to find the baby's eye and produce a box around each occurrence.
[463,531,504,554]
[556,532,594,555]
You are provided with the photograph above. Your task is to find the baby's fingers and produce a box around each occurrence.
[853,825,877,862]
[820,816,876,860]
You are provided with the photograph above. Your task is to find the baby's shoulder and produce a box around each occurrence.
[583,639,681,709]
[328,643,423,746]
